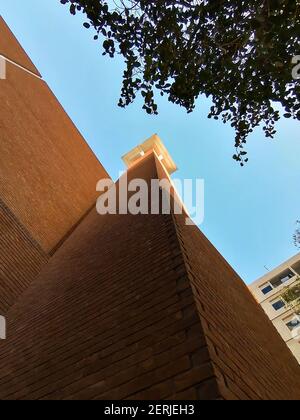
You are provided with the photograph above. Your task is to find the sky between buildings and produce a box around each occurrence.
[1,0,300,284]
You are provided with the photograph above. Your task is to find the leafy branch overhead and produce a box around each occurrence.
[61,0,300,165]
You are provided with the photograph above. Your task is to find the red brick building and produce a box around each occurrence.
[0,18,300,400]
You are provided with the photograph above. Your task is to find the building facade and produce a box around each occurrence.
[0,17,300,400]
[249,254,300,364]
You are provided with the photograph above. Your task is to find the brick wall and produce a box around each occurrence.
[0,18,109,311]
[0,60,109,254]
[0,154,219,400]
[0,16,40,76]
[0,199,48,313]
[173,211,300,400]
[0,152,299,400]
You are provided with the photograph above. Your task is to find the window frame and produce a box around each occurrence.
[286,318,300,332]
[271,298,286,311]
[260,283,273,295]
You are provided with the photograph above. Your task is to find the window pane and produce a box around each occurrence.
[261,285,273,295]
[271,279,282,288]
[271,269,295,288]
[272,300,285,311]
[280,274,293,284]
[286,319,300,331]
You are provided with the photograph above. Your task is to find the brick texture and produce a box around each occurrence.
[0,16,40,76]
[172,211,300,400]
[0,199,48,313]
[0,154,218,400]
[0,60,109,254]
[0,19,109,311]
[0,153,299,400]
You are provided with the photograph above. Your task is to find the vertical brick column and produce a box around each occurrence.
[0,153,219,400]
[172,209,300,400]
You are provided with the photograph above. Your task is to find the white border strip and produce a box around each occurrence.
[0,315,6,340]
[0,55,6,79]
[0,54,42,80]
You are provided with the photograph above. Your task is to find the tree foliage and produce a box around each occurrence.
[281,277,300,315]
[61,0,300,164]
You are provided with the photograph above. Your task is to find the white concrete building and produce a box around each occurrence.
[249,253,300,364]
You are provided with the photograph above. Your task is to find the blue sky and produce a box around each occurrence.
[1,0,299,284]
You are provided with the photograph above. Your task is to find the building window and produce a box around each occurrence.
[292,261,300,276]
[270,269,294,289]
[286,318,300,331]
[271,299,285,311]
[261,284,273,295]
[280,273,293,283]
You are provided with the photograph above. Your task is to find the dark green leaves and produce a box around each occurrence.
[60,0,300,164]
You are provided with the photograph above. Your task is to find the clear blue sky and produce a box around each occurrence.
[1,0,299,284]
